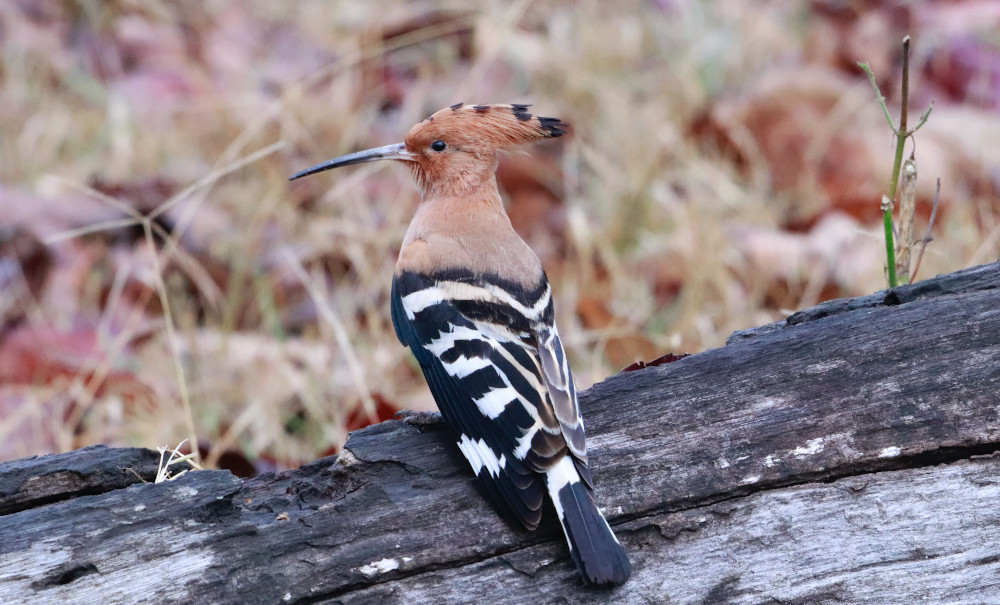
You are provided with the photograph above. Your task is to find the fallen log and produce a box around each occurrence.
[1,261,998,604]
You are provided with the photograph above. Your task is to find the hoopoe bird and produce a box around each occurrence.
[290,103,631,586]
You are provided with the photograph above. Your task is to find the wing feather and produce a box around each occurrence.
[391,270,595,526]
[392,274,545,528]
[536,324,587,460]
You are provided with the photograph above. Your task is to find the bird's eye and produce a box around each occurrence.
[430,140,447,152]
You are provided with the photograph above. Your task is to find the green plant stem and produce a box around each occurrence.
[859,34,934,289]
[882,203,897,287]
[883,117,909,288]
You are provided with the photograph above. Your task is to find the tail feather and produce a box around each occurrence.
[546,457,631,586]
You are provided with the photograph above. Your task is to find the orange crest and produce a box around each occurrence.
[402,104,568,197]
[405,103,566,153]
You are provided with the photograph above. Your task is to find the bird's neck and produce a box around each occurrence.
[420,174,506,213]
[413,156,498,201]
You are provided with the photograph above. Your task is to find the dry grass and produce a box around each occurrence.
[1,0,997,469]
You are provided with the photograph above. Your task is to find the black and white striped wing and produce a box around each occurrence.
[390,270,575,529]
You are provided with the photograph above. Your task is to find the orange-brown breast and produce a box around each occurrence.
[397,192,544,288]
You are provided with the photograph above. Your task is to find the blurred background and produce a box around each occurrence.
[1,0,998,472]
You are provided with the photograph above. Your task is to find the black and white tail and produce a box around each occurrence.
[546,457,631,585]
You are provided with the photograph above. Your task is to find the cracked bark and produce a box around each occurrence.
[1,262,998,604]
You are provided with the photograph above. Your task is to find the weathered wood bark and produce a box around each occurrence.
[1,262,998,604]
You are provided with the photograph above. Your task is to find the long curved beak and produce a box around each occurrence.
[288,142,414,181]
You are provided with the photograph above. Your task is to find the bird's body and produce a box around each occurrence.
[291,104,630,586]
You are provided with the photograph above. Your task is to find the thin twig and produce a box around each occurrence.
[147,141,285,221]
[913,102,934,132]
[155,439,204,483]
[899,35,910,154]
[859,62,896,132]
[282,248,377,419]
[911,178,941,282]
[144,224,200,465]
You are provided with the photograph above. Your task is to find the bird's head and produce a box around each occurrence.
[290,103,567,198]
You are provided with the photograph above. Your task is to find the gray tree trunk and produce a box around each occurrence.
[1,262,998,605]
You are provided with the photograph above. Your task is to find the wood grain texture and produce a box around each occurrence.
[339,456,1000,604]
[1,261,998,604]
